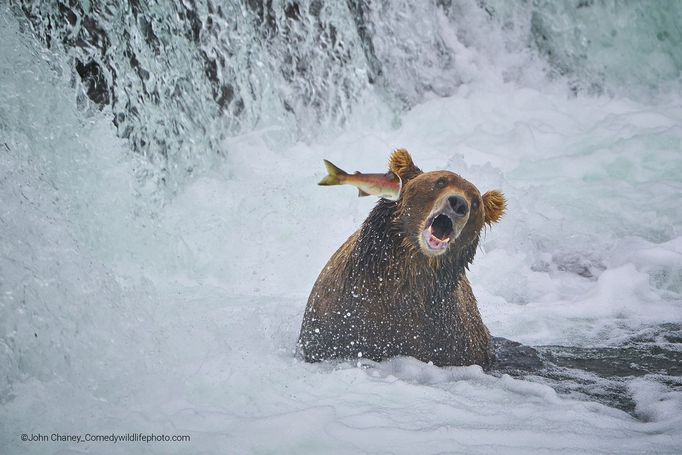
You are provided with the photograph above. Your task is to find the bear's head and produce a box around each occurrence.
[389,149,506,260]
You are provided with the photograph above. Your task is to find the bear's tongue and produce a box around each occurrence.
[427,230,448,249]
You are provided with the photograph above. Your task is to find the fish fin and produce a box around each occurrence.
[357,189,371,197]
[318,159,347,186]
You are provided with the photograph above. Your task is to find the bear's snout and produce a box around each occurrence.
[448,195,469,217]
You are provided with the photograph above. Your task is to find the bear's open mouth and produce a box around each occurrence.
[422,213,454,252]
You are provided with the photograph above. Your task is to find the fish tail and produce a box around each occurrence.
[318,159,347,186]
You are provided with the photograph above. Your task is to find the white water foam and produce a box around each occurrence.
[2,5,682,455]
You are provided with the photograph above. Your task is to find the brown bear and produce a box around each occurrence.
[298,149,506,368]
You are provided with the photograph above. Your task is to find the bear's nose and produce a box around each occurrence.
[448,195,469,217]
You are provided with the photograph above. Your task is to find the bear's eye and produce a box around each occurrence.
[435,178,447,189]
[471,198,480,211]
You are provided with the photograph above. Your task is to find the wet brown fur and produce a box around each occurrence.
[298,150,506,367]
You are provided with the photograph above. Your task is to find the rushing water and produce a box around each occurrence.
[1,1,681,454]
[12,0,682,194]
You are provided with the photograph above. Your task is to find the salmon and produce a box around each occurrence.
[318,160,402,200]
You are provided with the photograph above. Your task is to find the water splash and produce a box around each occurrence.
[14,0,682,195]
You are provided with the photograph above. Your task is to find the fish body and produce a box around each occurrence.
[318,159,402,200]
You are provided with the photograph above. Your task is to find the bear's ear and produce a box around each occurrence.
[389,148,422,183]
[482,190,506,226]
